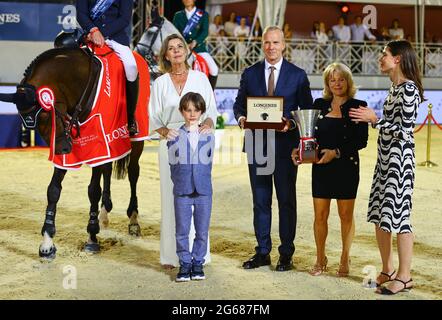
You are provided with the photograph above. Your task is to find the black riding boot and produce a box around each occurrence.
[126,76,139,136]
[208,75,218,90]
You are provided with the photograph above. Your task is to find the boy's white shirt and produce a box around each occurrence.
[185,124,200,152]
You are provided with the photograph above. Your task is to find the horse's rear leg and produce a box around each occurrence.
[85,166,102,253]
[127,141,143,237]
[39,168,67,260]
[98,163,112,229]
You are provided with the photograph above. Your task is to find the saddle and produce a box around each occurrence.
[54,30,85,49]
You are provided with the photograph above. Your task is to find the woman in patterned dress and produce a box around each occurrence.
[349,40,424,295]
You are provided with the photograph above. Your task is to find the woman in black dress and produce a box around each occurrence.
[299,63,368,276]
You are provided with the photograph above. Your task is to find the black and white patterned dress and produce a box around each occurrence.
[367,81,421,233]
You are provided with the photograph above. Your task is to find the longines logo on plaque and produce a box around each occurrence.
[244,96,284,130]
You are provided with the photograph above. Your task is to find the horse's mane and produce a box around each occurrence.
[23,47,80,81]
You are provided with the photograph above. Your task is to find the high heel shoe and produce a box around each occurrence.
[375,269,396,287]
[377,278,413,295]
[309,256,328,276]
[336,259,351,277]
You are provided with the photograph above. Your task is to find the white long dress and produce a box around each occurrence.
[148,70,218,267]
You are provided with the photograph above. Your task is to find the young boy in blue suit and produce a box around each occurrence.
[167,92,215,282]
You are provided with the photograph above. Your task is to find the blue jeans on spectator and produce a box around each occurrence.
[174,192,212,265]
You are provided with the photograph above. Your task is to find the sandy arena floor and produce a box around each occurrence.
[0,126,440,300]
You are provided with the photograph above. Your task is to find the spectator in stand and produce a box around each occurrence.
[283,22,294,40]
[247,13,254,27]
[327,29,336,42]
[332,17,351,43]
[224,12,238,36]
[234,17,251,65]
[350,16,376,42]
[251,18,262,39]
[389,19,404,40]
[209,14,224,37]
[233,16,250,39]
[315,22,329,44]
[311,21,320,39]
[315,22,330,73]
[214,29,229,55]
[377,27,392,42]
[350,15,376,73]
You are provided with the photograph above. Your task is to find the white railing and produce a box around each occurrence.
[206,37,442,77]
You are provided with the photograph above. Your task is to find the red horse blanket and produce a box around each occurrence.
[42,46,150,170]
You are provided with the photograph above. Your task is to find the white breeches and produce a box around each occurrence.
[198,52,219,76]
[105,39,138,81]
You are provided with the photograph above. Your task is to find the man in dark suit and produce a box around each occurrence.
[233,26,313,271]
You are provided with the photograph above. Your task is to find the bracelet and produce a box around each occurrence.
[335,148,341,159]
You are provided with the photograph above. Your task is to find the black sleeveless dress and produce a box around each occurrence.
[312,98,369,199]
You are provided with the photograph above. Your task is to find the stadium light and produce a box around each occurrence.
[340,3,350,14]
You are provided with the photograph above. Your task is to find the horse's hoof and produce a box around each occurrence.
[128,223,141,237]
[84,242,100,253]
[98,207,109,229]
[39,244,57,260]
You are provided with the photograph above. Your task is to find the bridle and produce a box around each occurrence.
[136,17,165,68]
[17,48,97,153]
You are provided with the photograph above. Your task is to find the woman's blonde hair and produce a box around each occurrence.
[322,62,357,100]
[159,34,191,73]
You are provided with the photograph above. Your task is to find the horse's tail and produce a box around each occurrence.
[113,154,130,180]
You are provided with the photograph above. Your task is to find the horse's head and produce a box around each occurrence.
[0,48,91,154]
[135,18,165,81]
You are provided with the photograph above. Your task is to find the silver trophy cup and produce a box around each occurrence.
[291,109,321,164]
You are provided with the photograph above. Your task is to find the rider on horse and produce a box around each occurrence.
[76,0,139,136]
[173,0,219,89]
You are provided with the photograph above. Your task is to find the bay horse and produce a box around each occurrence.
[0,45,145,259]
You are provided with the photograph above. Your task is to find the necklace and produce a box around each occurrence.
[170,70,187,75]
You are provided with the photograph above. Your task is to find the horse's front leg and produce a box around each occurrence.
[85,166,102,253]
[98,163,112,229]
[127,141,143,236]
[39,167,67,260]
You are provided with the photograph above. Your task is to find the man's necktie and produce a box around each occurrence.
[267,66,275,96]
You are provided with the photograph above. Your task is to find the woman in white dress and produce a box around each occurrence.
[148,34,218,268]
[349,40,424,295]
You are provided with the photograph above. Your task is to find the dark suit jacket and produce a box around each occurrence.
[313,98,369,159]
[172,9,209,53]
[233,59,313,159]
[76,0,132,46]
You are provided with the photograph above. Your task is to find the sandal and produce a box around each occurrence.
[336,259,351,277]
[309,256,328,276]
[377,278,413,295]
[376,269,396,287]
